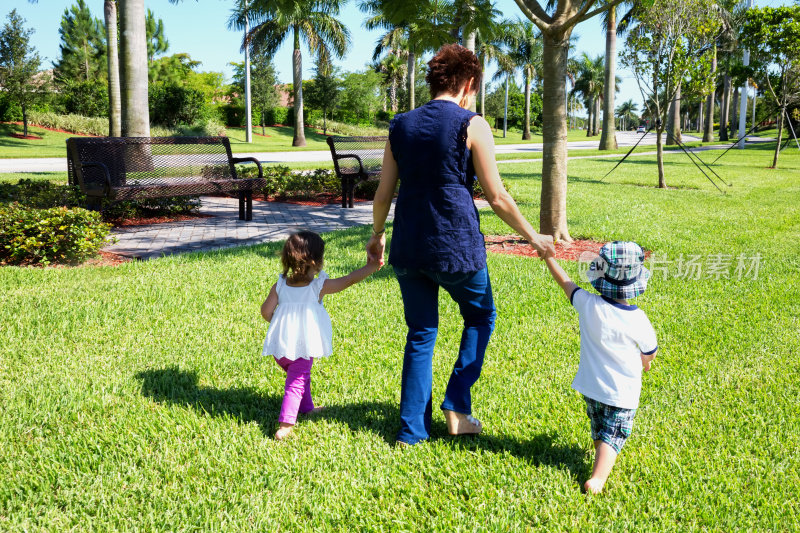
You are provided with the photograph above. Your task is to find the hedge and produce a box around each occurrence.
[0,203,113,266]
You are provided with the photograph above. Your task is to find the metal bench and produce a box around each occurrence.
[66,136,264,221]
[326,135,387,208]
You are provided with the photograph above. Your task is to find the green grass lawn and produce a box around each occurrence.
[1,143,799,529]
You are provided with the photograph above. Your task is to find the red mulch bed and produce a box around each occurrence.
[109,212,214,227]
[485,235,651,261]
[9,132,42,140]
[79,250,131,267]
[3,121,101,136]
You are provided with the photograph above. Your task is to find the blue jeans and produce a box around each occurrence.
[394,267,496,444]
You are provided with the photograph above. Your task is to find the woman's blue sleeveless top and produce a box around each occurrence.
[387,99,486,273]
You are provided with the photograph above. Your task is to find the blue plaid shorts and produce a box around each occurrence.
[584,396,636,454]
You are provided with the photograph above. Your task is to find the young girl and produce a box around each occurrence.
[261,230,380,440]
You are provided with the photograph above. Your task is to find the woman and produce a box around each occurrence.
[367,44,554,445]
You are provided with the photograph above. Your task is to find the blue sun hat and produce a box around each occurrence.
[586,241,650,300]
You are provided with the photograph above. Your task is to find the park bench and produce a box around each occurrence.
[326,135,387,208]
[66,136,264,221]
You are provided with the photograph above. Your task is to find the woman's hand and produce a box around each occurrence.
[366,232,386,267]
[530,233,555,259]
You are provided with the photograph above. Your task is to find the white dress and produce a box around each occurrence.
[262,271,333,360]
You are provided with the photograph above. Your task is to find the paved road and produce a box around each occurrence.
[0,131,711,173]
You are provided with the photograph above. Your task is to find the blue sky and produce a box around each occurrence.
[11,0,789,114]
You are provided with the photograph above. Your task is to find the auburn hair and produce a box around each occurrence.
[281,231,325,284]
[426,43,482,98]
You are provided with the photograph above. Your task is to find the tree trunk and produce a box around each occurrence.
[105,0,121,137]
[599,6,617,150]
[408,44,416,111]
[666,83,681,145]
[772,110,784,168]
[390,79,397,112]
[703,44,716,142]
[540,31,572,241]
[522,70,531,140]
[464,27,477,112]
[119,0,149,137]
[22,103,28,138]
[656,125,666,188]
[698,100,704,134]
[586,97,593,137]
[594,97,600,136]
[291,27,306,147]
[719,74,731,142]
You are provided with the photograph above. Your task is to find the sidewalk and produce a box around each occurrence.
[107,197,491,260]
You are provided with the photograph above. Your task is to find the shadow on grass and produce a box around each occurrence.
[136,366,590,482]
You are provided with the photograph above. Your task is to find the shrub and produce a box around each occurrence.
[101,196,201,221]
[150,82,207,127]
[376,110,395,122]
[59,80,109,118]
[237,166,379,200]
[307,117,388,137]
[0,92,22,122]
[28,111,109,136]
[0,203,113,266]
[263,107,289,126]
[0,179,85,209]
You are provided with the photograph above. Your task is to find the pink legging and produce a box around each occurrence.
[275,357,315,424]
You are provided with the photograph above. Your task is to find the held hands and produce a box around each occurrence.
[366,232,386,269]
[532,233,556,260]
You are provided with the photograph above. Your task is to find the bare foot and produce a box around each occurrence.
[442,409,482,436]
[274,423,294,441]
[584,478,605,494]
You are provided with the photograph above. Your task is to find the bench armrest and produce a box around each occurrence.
[332,154,367,177]
[80,161,112,196]
[230,156,263,179]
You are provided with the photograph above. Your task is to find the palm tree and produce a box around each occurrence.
[598,1,634,149]
[231,0,350,147]
[365,0,454,111]
[571,53,604,137]
[104,0,121,137]
[474,17,511,116]
[507,19,543,140]
[119,0,149,137]
[615,98,637,131]
[374,50,406,112]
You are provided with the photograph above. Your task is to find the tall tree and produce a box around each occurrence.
[145,9,169,65]
[104,0,121,136]
[616,98,638,130]
[621,0,720,188]
[232,0,350,147]
[119,0,150,137]
[598,1,631,149]
[513,0,627,240]
[508,19,543,140]
[305,59,340,134]
[365,0,454,111]
[571,53,605,137]
[740,6,800,168]
[0,9,42,138]
[231,50,279,135]
[54,0,106,82]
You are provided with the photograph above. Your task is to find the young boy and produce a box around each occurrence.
[544,241,658,494]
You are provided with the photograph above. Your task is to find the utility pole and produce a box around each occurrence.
[244,5,252,143]
[503,75,509,138]
[738,0,753,149]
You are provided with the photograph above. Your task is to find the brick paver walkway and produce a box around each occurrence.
[105,197,384,259]
[106,197,491,260]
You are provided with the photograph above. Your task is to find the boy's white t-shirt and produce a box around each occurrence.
[570,288,658,410]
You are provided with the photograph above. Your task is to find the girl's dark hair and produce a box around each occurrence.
[426,43,482,98]
[281,231,325,284]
